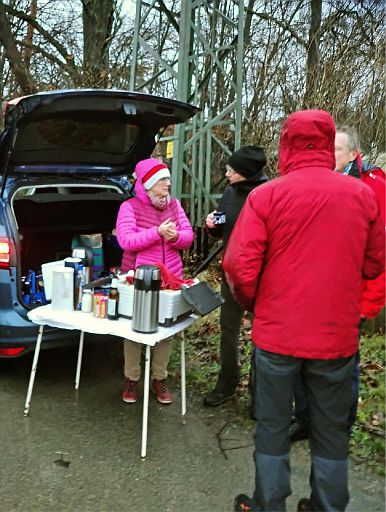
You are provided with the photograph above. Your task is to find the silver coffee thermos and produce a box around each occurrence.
[132,265,161,333]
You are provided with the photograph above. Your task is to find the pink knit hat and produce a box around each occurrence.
[135,161,171,190]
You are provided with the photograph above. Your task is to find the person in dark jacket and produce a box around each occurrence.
[203,146,268,407]
[223,111,385,512]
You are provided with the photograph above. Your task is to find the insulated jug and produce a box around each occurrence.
[132,265,161,333]
[51,267,74,311]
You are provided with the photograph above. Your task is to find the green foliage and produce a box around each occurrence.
[169,310,222,390]
[350,334,385,475]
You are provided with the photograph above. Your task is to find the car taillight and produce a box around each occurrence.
[0,238,11,269]
[0,347,27,357]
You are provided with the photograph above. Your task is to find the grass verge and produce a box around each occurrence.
[350,334,385,475]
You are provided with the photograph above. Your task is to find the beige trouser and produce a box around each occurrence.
[123,338,173,381]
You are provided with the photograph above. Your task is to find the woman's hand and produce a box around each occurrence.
[164,228,178,242]
[205,211,216,229]
[158,218,177,241]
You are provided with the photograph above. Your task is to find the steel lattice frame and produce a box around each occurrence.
[130,0,244,232]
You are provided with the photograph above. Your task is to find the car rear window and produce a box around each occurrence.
[15,116,140,155]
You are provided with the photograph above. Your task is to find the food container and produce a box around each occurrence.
[81,289,93,313]
[93,292,107,318]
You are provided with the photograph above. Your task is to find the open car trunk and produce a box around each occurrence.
[11,183,127,306]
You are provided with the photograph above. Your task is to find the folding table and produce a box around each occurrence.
[25,304,197,458]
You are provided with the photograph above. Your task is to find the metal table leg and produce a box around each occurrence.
[24,324,44,416]
[75,331,85,389]
[181,331,186,421]
[141,344,151,459]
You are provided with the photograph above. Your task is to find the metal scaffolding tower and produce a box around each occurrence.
[130,0,245,243]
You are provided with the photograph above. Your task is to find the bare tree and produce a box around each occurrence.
[0,0,384,159]
[0,0,37,94]
[82,0,116,87]
[303,0,322,108]
[240,0,384,161]
[23,0,37,71]
[0,0,124,94]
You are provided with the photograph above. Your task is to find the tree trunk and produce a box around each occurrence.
[23,0,37,71]
[303,0,322,108]
[82,0,116,87]
[0,0,37,94]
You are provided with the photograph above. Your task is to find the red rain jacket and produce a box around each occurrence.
[223,110,385,359]
[356,156,385,318]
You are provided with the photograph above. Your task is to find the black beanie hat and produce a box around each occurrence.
[228,145,267,179]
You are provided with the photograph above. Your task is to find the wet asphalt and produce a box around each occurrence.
[0,336,384,512]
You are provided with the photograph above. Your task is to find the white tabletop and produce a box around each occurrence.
[28,305,197,346]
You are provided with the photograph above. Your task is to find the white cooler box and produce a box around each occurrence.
[117,282,193,326]
[158,289,194,326]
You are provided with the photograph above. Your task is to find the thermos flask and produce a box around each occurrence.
[132,265,161,333]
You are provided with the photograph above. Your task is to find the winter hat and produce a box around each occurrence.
[228,145,267,179]
[134,160,171,190]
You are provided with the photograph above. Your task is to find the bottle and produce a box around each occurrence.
[81,289,93,313]
[107,278,120,320]
[75,264,86,310]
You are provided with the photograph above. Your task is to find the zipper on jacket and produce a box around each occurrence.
[161,238,166,263]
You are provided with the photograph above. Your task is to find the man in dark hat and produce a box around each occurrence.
[203,145,268,406]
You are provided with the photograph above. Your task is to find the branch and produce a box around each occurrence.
[253,10,307,48]
[15,38,79,79]
[2,1,80,80]
[158,0,179,34]
[0,0,37,93]
[359,424,385,437]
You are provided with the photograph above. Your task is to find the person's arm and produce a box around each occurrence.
[222,189,269,311]
[362,206,385,281]
[360,272,385,319]
[168,200,194,250]
[360,172,386,318]
[116,200,160,251]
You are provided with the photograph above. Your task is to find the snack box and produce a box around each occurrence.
[117,282,194,326]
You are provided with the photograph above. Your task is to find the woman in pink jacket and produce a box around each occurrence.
[116,158,194,404]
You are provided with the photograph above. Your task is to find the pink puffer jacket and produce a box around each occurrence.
[116,159,194,277]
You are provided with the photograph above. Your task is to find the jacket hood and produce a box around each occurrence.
[278,110,336,176]
[133,157,169,203]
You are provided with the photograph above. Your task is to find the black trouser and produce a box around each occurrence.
[253,348,354,511]
[216,279,244,393]
[294,322,362,431]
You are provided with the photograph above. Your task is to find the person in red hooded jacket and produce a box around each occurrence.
[223,110,385,512]
[290,126,386,444]
[335,126,385,317]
